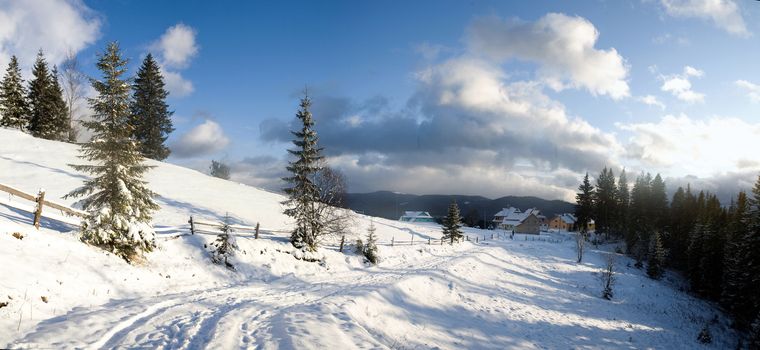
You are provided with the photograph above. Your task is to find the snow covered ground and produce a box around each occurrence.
[0,128,738,349]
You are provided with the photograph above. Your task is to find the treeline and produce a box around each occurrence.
[0,50,174,160]
[576,167,760,334]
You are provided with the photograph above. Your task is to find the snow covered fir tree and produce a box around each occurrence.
[210,213,238,269]
[27,51,69,141]
[209,160,231,180]
[363,221,379,264]
[65,42,159,262]
[0,55,30,130]
[282,94,324,252]
[442,201,463,244]
[129,53,174,160]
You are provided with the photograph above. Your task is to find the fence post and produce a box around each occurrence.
[339,235,345,252]
[188,216,195,235]
[411,234,414,246]
[476,236,478,243]
[33,189,45,229]
[491,233,494,239]
[391,236,394,246]
[441,237,443,245]
[254,222,260,239]
[428,237,431,245]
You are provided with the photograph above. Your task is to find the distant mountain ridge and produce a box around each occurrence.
[346,191,576,227]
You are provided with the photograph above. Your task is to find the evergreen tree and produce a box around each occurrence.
[647,231,666,279]
[209,160,231,180]
[48,66,71,141]
[575,173,595,233]
[721,191,748,316]
[442,201,463,244]
[749,312,760,349]
[616,169,630,238]
[65,42,159,262]
[0,55,29,130]
[698,194,726,299]
[363,221,379,264]
[593,167,617,239]
[130,53,174,160]
[732,176,760,327]
[669,187,691,269]
[628,173,652,260]
[27,51,60,139]
[650,174,669,232]
[282,94,324,251]
[210,213,237,269]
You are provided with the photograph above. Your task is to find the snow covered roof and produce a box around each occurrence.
[557,213,576,224]
[493,207,539,225]
[401,211,433,219]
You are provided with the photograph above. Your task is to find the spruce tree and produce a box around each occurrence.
[210,213,237,269]
[282,94,324,251]
[593,167,617,239]
[749,312,760,349]
[575,173,595,233]
[130,53,174,160]
[0,56,30,130]
[650,174,669,232]
[721,191,748,316]
[209,160,231,180]
[616,169,630,238]
[48,67,71,141]
[442,201,463,244]
[647,231,666,279]
[27,51,57,139]
[65,42,160,262]
[363,221,379,264]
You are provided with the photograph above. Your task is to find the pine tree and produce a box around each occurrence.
[721,191,748,316]
[593,167,617,239]
[749,312,760,349]
[442,201,463,244]
[616,169,630,238]
[363,221,379,264]
[48,67,71,141]
[282,94,324,251]
[65,42,159,262]
[650,174,669,233]
[628,173,652,258]
[209,160,231,180]
[576,173,595,233]
[130,53,174,160]
[210,213,237,269]
[0,56,30,130]
[27,51,59,139]
[647,231,666,279]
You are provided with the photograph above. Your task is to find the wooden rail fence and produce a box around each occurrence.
[0,183,86,228]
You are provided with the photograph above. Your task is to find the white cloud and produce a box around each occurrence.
[467,13,630,99]
[660,66,705,103]
[618,114,760,177]
[171,120,230,158]
[151,23,198,69]
[638,95,666,109]
[660,0,749,37]
[162,69,194,97]
[0,0,100,71]
[735,80,760,103]
[150,23,199,98]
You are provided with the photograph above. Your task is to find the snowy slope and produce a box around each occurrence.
[0,128,738,349]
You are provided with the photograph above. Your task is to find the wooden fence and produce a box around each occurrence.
[0,183,86,228]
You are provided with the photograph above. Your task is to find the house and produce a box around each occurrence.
[492,207,541,234]
[399,211,436,223]
[549,213,577,231]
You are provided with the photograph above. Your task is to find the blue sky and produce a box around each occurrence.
[3,0,760,201]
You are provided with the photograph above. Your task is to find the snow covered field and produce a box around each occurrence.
[0,129,738,349]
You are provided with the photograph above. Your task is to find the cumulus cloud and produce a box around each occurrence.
[660,0,749,37]
[171,120,230,158]
[0,0,100,71]
[260,57,623,200]
[150,24,198,97]
[467,13,630,99]
[638,95,666,109]
[735,80,760,103]
[618,114,760,178]
[660,66,705,103]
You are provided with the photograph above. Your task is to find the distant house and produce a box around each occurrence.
[399,211,436,223]
[549,213,577,231]
[492,207,541,234]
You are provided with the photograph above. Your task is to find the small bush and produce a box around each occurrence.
[12,232,23,240]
